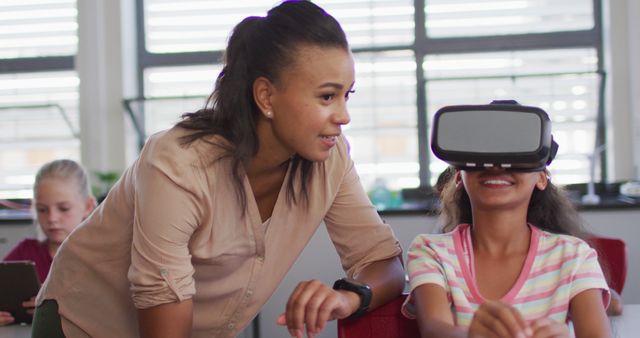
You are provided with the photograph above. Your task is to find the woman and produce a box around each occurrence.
[33,1,404,338]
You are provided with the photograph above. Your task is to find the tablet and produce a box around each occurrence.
[0,261,41,324]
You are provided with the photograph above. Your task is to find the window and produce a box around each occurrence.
[0,0,78,199]
[127,65,221,138]
[425,49,600,184]
[425,0,593,37]
[348,51,419,189]
[134,0,603,194]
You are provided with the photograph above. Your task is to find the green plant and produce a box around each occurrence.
[92,171,120,201]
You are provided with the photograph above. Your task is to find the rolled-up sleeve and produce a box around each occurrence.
[323,137,402,277]
[128,148,207,309]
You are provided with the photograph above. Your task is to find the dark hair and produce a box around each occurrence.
[438,169,587,238]
[177,1,349,211]
[434,166,455,197]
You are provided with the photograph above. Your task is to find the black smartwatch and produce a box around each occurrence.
[332,278,372,319]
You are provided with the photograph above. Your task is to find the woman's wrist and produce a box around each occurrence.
[335,289,361,316]
[333,278,372,318]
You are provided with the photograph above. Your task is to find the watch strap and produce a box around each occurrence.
[332,278,372,319]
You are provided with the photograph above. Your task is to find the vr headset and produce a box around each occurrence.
[431,100,558,172]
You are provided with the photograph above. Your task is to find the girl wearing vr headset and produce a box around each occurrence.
[403,103,611,338]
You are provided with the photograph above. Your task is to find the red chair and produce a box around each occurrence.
[337,293,420,338]
[585,236,627,294]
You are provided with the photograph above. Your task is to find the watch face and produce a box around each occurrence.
[334,279,371,298]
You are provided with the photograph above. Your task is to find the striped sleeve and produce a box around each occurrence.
[406,234,449,292]
[570,242,611,307]
[403,234,451,319]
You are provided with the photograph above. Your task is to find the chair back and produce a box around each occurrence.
[586,236,627,294]
[337,294,420,338]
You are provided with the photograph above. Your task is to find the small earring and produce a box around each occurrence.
[265,111,273,118]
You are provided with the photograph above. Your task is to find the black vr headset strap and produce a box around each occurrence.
[546,137,559,165]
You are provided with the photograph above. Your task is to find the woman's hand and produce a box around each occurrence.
[0,311,14,326]
[530,318,570,338]
[23,296,36,315]
[468,300,532,338]
[276,279,359,338]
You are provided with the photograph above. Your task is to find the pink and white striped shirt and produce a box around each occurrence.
[402,223,610,327]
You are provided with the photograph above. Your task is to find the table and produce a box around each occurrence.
[610,304,640,338]
[0,323,30,338]
[0,307,636,338]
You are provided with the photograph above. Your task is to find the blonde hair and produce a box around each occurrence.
[34,159,93,200]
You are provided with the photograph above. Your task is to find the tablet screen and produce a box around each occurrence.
[0,261,41,324]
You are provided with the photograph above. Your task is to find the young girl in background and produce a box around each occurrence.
[404,165,611,338]
[1,159,95,326]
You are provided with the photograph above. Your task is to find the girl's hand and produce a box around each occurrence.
[606,289,623,316]
[468,300,532,338]
[23,296,36,315]
[0,311,15,326]
[530,318,570,338]
[276,279,358,338]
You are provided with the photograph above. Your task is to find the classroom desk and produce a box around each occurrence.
[0,307,637,338]
[610,304,640,338]
[0,323,30,338]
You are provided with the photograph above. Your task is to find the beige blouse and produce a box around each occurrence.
[37,126,402,338]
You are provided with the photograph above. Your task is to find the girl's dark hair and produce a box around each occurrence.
[439,169,587,239]
[177,1,349,210]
